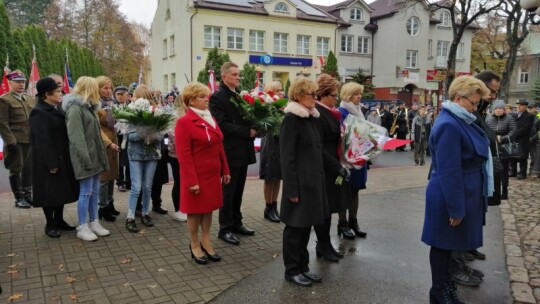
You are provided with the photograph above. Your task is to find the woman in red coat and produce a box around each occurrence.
[176,82,231,265]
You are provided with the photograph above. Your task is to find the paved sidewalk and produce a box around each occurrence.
[0,152,514,303]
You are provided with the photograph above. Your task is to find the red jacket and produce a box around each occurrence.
[175,109,230,214]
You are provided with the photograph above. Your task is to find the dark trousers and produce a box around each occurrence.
[169,157,180,212]
[492,159,510,203]
[396,130,407,151]
[510,158,528,177]
[314,217,331,246]
[219,165,248,234]
[283,225,311,276]
[430,247,452,290]
[42,205,65,227]
[117,162,131,188]
[5,143,32,192]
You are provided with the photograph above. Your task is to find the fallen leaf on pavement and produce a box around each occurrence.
[158,237,164,241]
[7,270,18,275]
[121,256,133,264]
[257,247,264,250]
[8,264,17,268]
[58,264,64,272]
[272,253,279,258]
[70,294,78,301]
[129,268,136,272]
[7,293,23,301]
[65,276,76,284]
[88,276,96,282]
[138,229,146,234]
[50,295,61,301]
[157,268,165,272]
[6,253,16,257]
[124,282,132,287]
[147,284,157,288]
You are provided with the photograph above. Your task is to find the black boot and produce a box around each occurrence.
[23,186,33,206]
[109,200,120,216]
[315,242,339,263]
[98,206,117,222]
[348,218,367,238]
[264,204,280,223]
[329,243,344,259]
[446,281,466,304]
[337,220,355,240]
[501,188,508,200]
[9,175,31,209]
[272,201,280,218]
[429,287,453,304]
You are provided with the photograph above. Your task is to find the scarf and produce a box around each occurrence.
[190,107,216,128]
[339,100,365,121]
[442,101,494,197]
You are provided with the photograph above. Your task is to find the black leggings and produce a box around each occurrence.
[42,205,66,227]
[429,246,452,290]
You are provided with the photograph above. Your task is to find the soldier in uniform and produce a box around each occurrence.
[395,102,409,151]
[0,71,36,208]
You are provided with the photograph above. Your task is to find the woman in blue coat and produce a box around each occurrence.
[421,76,491,304]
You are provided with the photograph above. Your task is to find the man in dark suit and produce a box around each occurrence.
[209,62,257,246]
[511,100,535,179]
[395,102,409,151]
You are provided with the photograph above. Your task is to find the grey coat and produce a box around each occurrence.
[485,113,516,144]
[62,94,109,180]
[279,102,328,228]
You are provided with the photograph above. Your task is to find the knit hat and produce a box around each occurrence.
[492,100,505,110]
[36,77,59,96]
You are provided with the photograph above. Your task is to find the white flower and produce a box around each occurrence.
[264,96,274,104]
[240,90,249,96]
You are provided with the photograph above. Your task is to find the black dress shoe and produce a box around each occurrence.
[201,243,221,262]
[15,198,31,209]
[45,226,61,238]
[219,232,240,245]
[285,274,312,287]
[152,206,169,214]
[232,225,255,236]
[468,249,486,260]
[315,243,339,263]
[302,272,322,283]
[330,244,344,259]
[190,245,208,265]
[126,219,139,233]
[348,219,367,238]
[451,269,482,287]
[56,220,76,231]
[141,215,154,227]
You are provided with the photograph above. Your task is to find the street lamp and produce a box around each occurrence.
[521,0,540,14]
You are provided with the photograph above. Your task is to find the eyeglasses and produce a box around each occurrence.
[461,96,479,107]
[328,94,338,99]
[306,93,317,99]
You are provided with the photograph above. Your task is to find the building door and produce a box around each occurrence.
[397,84,416,108]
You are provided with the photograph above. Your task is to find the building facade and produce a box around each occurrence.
[508,31,540,105]
[151,0,341,92]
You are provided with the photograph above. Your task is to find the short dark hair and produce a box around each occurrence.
[475,71,500,85]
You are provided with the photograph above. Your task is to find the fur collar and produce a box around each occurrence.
[62,93,101,112]
[284,101,320,118]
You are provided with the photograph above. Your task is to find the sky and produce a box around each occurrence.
[117,0,359,27]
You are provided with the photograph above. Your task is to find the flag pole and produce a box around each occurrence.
[32,44,36,61]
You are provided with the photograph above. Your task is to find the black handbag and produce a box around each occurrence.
[492,144,503,175]
[500,142,523,159]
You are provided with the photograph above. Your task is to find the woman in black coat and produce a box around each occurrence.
[29,77,79,238]
[280,77,327,288]
[313,74,351,262]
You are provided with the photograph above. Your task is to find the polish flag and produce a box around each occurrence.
[208,70,217,94]
[63,62,74,93]
[0,68,9,95]
[27,59,40,96]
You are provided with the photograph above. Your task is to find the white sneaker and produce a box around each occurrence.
[171,211,187,222]
[77,223,98,241]
[89,220,111,236]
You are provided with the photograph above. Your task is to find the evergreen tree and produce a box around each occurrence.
[322,51,339,80]
[531,77,540,102]
[196,47,230,84]
[351,69,376,100]
[240,62,257,92]
[284,78,291,97]
[4,0,51,28]
[0,1,12,69]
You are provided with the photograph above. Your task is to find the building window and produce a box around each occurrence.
[171,73,176,87]
[165,9,171,20]
[163,74,168,92]
[249,30,264,51]
[274,33,288,53]
[227,28,244,50]
[169,35,175,56]
[406,16,420,36]
[350,8,362,21]
[204,26,221,48]
[440,10,451,27]
[297,35,310,55]
[341,35,353,53]
[428,39,433,57]
[436,41,449,57]
[275,2,289,13]
[456,43,464,59]
[317,37,329,56]
[518,67,529,84]
[358,37,369,54]
[162,39,167,59]
[406,50,418,68]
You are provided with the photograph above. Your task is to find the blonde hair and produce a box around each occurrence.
[288,76,318,102]
[316,74,339,98]
[133,84,156,105]
[174,94,186,117]
[340,82,364,103]
[264,81,283,93]
[73,76,100,105]
[181,82,211,107]
[448,76,490,100]
[96,76,113,89]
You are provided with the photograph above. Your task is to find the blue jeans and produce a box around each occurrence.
[78,174,100,224]
[127,160,157,219]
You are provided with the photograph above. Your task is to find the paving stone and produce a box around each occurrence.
[511,282,536,303]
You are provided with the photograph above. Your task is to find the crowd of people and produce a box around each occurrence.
[0,63,539,300]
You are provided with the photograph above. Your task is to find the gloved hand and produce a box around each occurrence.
[338,166,350,179]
